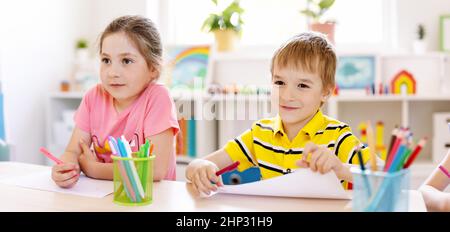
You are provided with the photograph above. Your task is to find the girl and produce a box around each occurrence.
[51,15,179,188]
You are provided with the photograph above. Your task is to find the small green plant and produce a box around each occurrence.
[417,24,425,40]
[300,0,335,23]
[76,39,88,49]
[201,0,244,33]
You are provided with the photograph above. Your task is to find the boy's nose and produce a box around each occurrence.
[281,87,297,101]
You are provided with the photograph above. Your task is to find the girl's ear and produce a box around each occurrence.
[148,65,159,81]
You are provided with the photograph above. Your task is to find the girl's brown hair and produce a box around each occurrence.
[99,15,162,78]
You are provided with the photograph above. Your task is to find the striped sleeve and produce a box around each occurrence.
[224,129,256,172]
[334,126,371,165]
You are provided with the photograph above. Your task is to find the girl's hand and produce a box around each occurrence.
[296,142,347,180]
[78,139,99,177]
[51,162,80,188]
[186,159,223,196]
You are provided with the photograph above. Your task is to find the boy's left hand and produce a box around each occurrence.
[296,141,347,180]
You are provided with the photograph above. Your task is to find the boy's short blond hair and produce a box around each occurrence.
[270,32,337,91]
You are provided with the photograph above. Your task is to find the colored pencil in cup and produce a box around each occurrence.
[403,137,427,169]
[384,128,404,171]
[354,142,372,196]
[385,126,398,162]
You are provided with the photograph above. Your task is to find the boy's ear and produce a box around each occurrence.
[321,86,333,102]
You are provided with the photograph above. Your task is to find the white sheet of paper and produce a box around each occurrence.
[217,169,351,199]
[0,170,113,198]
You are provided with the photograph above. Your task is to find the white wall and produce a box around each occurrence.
[88,0,148,49]
[0,0,91,163]
[396,0,450,52]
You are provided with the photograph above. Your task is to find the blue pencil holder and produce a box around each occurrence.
[352,168,410,212]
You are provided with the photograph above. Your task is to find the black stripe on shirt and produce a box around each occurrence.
[253,139,303,155]
[255,123,274,132]
[334,133,352,156]
[258,162,284,174]
[234,138,255,165]
[325,125,349,131]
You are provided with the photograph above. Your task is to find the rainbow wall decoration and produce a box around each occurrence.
[391,70,416,95]
[165,46,210,90]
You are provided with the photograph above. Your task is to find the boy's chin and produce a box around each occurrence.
[279,114,306,125]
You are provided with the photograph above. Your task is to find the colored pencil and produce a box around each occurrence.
[403,137,427,169]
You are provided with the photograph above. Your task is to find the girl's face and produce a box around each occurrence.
[100,32,158,104]
[271,64,330,128]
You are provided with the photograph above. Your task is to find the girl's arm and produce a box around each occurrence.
[61,127,92,163]
[148,128,176,181]
[419,151,450,211]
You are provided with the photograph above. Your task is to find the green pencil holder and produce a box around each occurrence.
[112,153,155,206]
[352,168,410,212]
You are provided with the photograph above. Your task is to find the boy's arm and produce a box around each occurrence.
[186,148,233,182]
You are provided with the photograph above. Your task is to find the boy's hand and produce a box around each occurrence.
[51,162,80,188]
[78,139,99,177]
[296,141,347,179]
[186,159,224,196]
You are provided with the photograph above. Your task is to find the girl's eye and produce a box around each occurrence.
[274,80,285,86]
[122,58,134,65]
[101,58,111,64]
[298,83,310,89]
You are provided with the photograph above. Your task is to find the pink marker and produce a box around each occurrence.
[39,147,63,165]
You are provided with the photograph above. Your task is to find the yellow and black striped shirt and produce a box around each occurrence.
[224,110,371,189]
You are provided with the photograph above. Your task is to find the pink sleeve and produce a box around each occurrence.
[74,89,93,133]
[144,86,179,137]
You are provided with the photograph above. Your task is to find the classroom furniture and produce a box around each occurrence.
[0,162,427,212]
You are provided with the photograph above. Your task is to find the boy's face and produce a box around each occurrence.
[100,32,158,103]
[271,64,330,128]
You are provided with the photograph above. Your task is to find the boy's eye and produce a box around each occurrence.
[122,58,134,65]
[273,80,285,86]
[101,58,111,64]
[298,83,310,89]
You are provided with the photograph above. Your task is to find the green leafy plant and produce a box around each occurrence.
[300,0,335,23]
[76,39,88,49]
[201,0,244,33]
[417,24,425,40]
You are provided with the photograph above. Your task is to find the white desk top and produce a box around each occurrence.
[0,162,427,212]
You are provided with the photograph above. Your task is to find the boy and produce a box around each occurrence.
[186,32,373,196]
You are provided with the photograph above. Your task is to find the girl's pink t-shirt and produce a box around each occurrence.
[74,83,179,180]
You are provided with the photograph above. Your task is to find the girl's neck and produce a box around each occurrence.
[113,95,138,114]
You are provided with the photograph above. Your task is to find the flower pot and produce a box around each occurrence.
[213,29,239,52]
[309,22,335,44]
[413,40,427,54]
[76,48,89,63]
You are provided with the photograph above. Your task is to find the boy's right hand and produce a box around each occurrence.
[186,159,224,196]
[51,163,80,188]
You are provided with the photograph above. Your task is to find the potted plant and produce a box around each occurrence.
[202,0,244,52]
[300,0,336,44]
[413,24,427,54]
